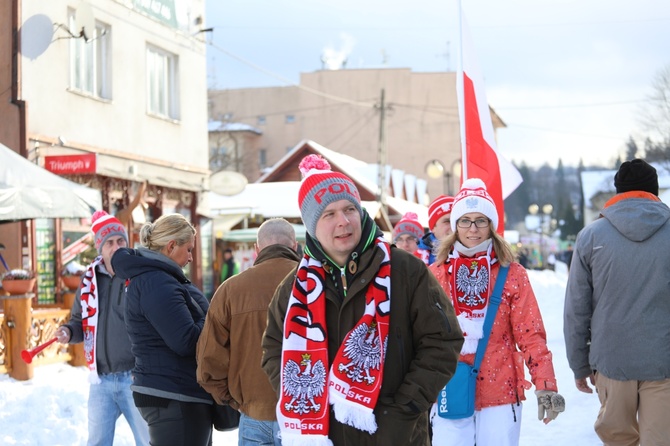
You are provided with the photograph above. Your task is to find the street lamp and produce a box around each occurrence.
[528,203,553,268]
[425,159,461,196]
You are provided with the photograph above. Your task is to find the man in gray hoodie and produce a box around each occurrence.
[564,159,670,446]
[55,211,149,446]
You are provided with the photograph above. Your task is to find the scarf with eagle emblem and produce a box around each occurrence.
[446,240,497,355]
[277,236,391,446]
[80,256,104,384]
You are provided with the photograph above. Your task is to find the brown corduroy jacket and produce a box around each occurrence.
[196,244,300,420]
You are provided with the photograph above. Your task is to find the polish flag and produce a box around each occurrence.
[457,10,522,233]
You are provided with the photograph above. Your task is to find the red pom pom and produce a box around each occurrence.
[91,210,109,223]
[299,154,331,177]
[403,212,418,221]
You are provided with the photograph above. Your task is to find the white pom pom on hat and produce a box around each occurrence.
[449,178,498,232]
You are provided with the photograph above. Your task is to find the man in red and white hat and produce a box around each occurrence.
[416,194,455,265]
[55,210,149,445]
[262,155,463,446]
[392,212,424,254]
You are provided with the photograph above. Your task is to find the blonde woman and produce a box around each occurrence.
[429,179,564,446]
[111,213,213,446]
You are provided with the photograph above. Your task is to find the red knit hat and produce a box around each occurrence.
[428,195,455,230]
[91,210,128,253]
[298,154,362,237]
[450,178,498,232]
[392,212,424,242]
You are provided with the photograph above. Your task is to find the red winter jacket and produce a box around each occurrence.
[430,261,558,410]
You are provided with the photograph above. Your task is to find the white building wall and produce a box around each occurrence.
[21,0,208,172]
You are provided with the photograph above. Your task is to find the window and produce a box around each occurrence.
[257,115,266,125]
[259,149,267,169]
[147,45,179,119]
[285,114,295,124]
[69,15,111,99]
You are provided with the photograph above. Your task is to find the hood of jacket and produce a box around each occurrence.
[111,247,188,283]
[601,195,670,242]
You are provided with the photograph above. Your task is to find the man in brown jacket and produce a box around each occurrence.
[261,155,463,446]
[197,218,300,446]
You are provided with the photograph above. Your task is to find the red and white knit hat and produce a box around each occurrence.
[450,178,498,232]
[428,195,455,230]
[91,210,128,253]
[298,154,362,237]
[392,212,424,242]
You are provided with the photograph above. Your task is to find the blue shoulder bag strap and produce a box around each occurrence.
[472,265,509,374]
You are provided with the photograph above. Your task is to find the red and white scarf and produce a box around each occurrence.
[447,241,496,355]
[81,256,103,384]
[277,237,391,446]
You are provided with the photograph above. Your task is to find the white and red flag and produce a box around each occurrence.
[457,8,522,233]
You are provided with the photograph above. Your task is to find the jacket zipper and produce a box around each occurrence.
[433,301,453,333]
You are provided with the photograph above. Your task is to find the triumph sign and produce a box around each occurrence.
[44,154,97,175]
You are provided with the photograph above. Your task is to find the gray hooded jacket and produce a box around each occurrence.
[564,196,670,381]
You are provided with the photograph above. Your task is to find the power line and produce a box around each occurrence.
[496,99,650,111]
[505,122,626,140]
[208,41,375,109]
[208,17,670,31]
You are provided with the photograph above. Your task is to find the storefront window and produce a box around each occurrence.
[35,219,56,304]
[200,218,214,299]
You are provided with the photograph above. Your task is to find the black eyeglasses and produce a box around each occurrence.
[457,218,490,229]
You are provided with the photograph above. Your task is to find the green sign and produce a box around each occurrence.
[133,0,177,28]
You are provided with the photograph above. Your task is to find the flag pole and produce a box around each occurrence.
[457,0,468,182]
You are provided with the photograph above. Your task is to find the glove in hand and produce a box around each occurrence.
[535,390,565,422]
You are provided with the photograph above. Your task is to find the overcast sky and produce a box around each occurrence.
[204,0,670,168]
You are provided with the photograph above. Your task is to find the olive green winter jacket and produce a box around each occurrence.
[262,244,464,446]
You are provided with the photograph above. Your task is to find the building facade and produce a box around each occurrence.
[208,68,506,200]
[1,0,213,301]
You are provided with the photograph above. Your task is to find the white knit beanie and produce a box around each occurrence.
[450,178,498,232]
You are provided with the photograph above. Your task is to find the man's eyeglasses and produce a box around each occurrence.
[395,236,418,244]
[456,218,490,229]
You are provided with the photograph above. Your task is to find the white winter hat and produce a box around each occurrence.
[450,178,498,232]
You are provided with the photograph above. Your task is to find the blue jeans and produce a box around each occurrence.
[88,371,149,446]
[238,413,281,446]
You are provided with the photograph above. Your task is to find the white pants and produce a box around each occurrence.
[430,402,523,446]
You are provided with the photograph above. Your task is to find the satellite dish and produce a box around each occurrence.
[20,14,53,60]
[210,171,248,196]
[74,1,96,41]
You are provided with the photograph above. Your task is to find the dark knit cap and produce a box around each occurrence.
[614,159,658,195]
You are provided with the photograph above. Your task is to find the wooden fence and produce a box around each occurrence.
[1,292,85,380]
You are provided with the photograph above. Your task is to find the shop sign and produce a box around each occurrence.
[44,154,97,175]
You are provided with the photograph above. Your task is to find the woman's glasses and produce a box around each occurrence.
[456,218,490,229]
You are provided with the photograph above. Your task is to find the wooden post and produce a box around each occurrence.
[3,294,34,381]
[61,291,86,367]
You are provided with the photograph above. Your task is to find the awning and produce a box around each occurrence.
[0,143,102,221]
[95,153,207,192]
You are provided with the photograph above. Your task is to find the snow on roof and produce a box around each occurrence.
[207,181,416,225]
[208,121,262,134]
[260,139,427,203]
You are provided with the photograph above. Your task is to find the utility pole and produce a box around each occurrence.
[376,89,386,208]
[375,89,393,231]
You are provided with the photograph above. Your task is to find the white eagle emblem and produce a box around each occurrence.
[456,263,489,307]
[282,353,327,414]
[337,322,386,384]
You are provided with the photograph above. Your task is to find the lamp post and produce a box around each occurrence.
[528,203,553,268]
[425,159,461,196]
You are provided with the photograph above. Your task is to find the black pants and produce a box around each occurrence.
[137,399,213,446]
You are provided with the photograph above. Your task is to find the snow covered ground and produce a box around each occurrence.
[0,262,602,445]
